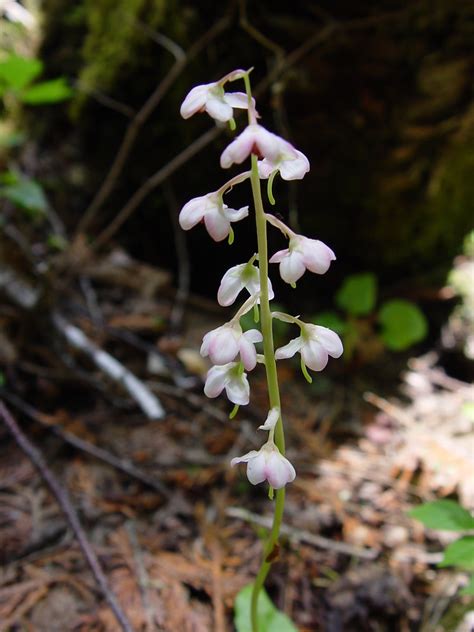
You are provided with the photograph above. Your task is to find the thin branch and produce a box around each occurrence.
[0,400,135,632]
[92,125,221,249]
[226,507,379,560]
[75,13,233,238]
[164,181,191,332]
[0,390,170,498]
[53,312,165,419]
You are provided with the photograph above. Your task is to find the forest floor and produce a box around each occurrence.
[0,249,473,632]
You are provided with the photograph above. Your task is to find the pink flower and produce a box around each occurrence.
[257,149,310,181]
[220,124,300,169]
[179,192,248,242]
[231,442,296,489]
[218,262,274,307]
[204,362,250,405]
[201,324,263,371]
[275,324,343,372]
[180,69,251,122]
[270,235,335,284]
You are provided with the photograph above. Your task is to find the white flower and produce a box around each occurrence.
[258,407,280,431]
[257,149,310,181]
[231,442,296,489]
[275,324,343,372]
[179,192,248,242]
[204,362,250,405]
[201,324,263,371]
[217,262,274,307]
[269,234,335,284]
[220,124,300,169]
[180,69,251,122]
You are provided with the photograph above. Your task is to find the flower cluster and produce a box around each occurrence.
[179,70,343,492]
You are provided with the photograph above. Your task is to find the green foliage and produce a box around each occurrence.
[0,171,48,216]
[335,273,377,316]
[378,299,428,351]
[21,78,73,104]
[0,54,72,106]
[0,55,43,90]
[410,500,474,596]
[439,537,474,571]
[409,500,474,531]
[234,584,297,632]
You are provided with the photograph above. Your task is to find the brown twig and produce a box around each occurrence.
[0,400,135,632]
[226,507,379,559]
[75,13,233,239]
[0,390,170,498]
[92,125,222,249]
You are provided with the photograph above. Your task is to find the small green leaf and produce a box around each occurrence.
[335,273,377,316]
[409,500,474,531]
[378,299,428,351]
[234,583,298,632]
[312,311,347,334]
[1,177,48,215]
[461,574,474,595]
[0,55,43,89]
[438,537,474,570]
[21,78,73,104]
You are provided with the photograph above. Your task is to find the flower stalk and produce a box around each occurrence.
[178,67,343,632]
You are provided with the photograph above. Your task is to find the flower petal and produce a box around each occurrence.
[223,204,249,223]
[301,339,329,371]
[180,84,211,119]
[220,127,255,168]
[204,364,231,398]
[179,196,207,230]
[238,335,258,371]
[279,150,310,180]
[246,451,267,485]
[217,265,246,306]
[223,92,251,109]
[269,248,289,264]
[242,329,263,344]
[279,251,306,283]
[265,452,296,489]
[225,373,250,405]
[204,208,230,242]
[301,238,335,275]
[231,450,260,467]
[206,95,233,122]
[208,328,240,365]
[312,325,344,358]
[275,336,303,360]
[259,407,280,431]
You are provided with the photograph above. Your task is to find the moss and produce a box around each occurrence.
[75,0,168,108]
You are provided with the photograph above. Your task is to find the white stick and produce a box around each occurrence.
[53,313,165,419]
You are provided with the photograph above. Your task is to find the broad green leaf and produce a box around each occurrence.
[335,273,377,316]
[21,78,73,104]
[409,500,474,531]
[312,311,347,334]
[234,584,298,632]
[378,299,428,351]
[0,55,43,89]
[461,574,474,595]
[438,537,474,570]
[1,177,48,215]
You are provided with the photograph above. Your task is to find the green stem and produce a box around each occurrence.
[249,155,286,632]
[243,70,287,632]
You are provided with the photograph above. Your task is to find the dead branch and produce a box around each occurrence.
[75,13,233,239]
[226,507,379,560]
[0,400,135,632]
[53,313,165,420]
[1,390,170,498]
